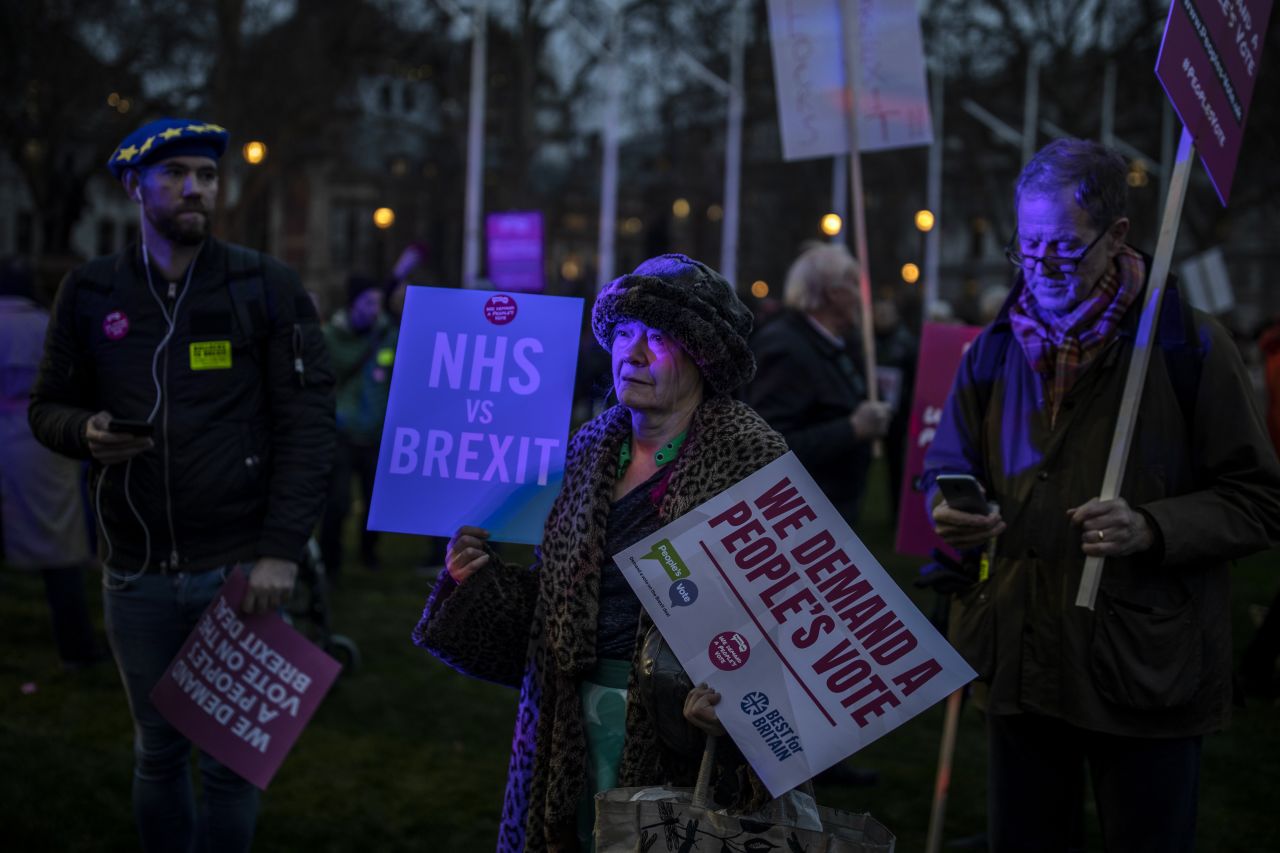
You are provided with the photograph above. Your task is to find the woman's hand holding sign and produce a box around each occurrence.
[446,526,492,583]
[684,683,727,737]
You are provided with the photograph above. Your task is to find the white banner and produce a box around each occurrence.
[1178,246,1234,315]
[767,0,934,161]
[613,452,974,797]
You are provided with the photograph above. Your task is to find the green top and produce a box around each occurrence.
[615,430,687,480]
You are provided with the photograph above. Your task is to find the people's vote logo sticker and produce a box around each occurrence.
[483,294,518,325]
[709,631,750,671]
[641,538,690,581]
[103,310,130,340]
[669,579,698,608]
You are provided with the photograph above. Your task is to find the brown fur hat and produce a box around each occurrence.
[591,253,755,395]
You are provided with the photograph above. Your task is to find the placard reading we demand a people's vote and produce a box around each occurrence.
[614,452,976,797]
[369,286,583,544]
[149,570,341,790]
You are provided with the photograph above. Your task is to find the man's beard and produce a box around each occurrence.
[150,207,209,246]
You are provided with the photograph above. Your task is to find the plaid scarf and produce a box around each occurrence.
[1010,245,1145,426]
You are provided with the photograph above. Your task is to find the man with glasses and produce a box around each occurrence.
[923,138,1280,852]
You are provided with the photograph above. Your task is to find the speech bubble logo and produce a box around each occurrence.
[709,631,750,671]
[641,538,690,581]
[669,579,699,608]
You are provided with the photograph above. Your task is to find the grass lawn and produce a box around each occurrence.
[2,460,1277,851]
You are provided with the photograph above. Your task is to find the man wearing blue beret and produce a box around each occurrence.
[29,118,336,851]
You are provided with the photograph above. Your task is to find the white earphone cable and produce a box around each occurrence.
[101,225,201,584]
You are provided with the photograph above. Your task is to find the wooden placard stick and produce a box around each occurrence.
[839,0,883,457]
[1075,127,1196,609]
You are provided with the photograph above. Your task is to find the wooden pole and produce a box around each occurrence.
[924,689,964,853]
[1076,127,1196,609]
[831,155,848,244]
[839,0,880,413]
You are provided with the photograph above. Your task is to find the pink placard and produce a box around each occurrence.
[149,570,342,789]
[486,211,544,293]
[894,322,982,558]
[1155,0,1273,205]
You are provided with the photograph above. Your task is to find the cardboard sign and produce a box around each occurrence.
[894,323,982,558]
[767,0,933,161]
[486,211,544,293]
[368,287,583,544]
[1155,0,1273,204]
[1179,246,1235,314]
[613,452,975,796]
[149,570,341,790]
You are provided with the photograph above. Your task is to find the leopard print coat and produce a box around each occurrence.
[414,396,787,852]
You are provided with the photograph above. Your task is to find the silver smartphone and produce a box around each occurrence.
[935,473,990,515]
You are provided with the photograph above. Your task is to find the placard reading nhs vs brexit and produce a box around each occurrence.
[369,287,583,544]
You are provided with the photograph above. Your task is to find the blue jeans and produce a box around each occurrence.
[104,565,259,853]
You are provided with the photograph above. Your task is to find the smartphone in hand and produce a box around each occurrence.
[936,473,990,515]
[108,418,155,438]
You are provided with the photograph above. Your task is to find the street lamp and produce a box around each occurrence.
[242,141,268,165]
[1127,159,1150,188]
[821,213,843,237]
[901,263,920,284]
[914,209,935,232]
[373,207,396,230]
[750,280,769,298]
[672,198,691,219]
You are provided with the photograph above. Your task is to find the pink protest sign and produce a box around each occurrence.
[149,570,342,789]
[894,322,982,558]
[1155,0,1273,205]
[486,211,544,293]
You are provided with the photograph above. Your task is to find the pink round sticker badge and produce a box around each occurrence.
[483,294,518,325]
[708,631,751,671]
[103,310,130,340]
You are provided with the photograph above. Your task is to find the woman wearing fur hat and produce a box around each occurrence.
[413,254,787,851]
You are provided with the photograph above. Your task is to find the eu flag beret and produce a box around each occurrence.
[107,118,229,179]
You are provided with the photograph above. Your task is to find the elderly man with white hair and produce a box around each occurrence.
[745,243,892,527]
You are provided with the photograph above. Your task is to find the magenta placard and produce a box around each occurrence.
[149,570,342,790]
[1155,0,1273,205]
[894,322,982,558]
[486,211,544,293]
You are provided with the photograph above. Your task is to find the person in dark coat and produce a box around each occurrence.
[744,243,892,527]
[28,118,335,852]
[924,138,1280,852]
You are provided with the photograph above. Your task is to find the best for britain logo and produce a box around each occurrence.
[740,691,770,716]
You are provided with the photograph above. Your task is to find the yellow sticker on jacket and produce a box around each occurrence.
[190,340,232,370]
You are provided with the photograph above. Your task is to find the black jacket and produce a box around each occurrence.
[744,309,873,524]
[29,239,335,572]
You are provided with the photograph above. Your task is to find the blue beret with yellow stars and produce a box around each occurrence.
[106,118,229,180]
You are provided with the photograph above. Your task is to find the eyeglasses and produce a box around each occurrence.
[1004,225,1112,273]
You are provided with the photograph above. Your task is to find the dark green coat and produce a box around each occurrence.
[925,281,1280,738]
